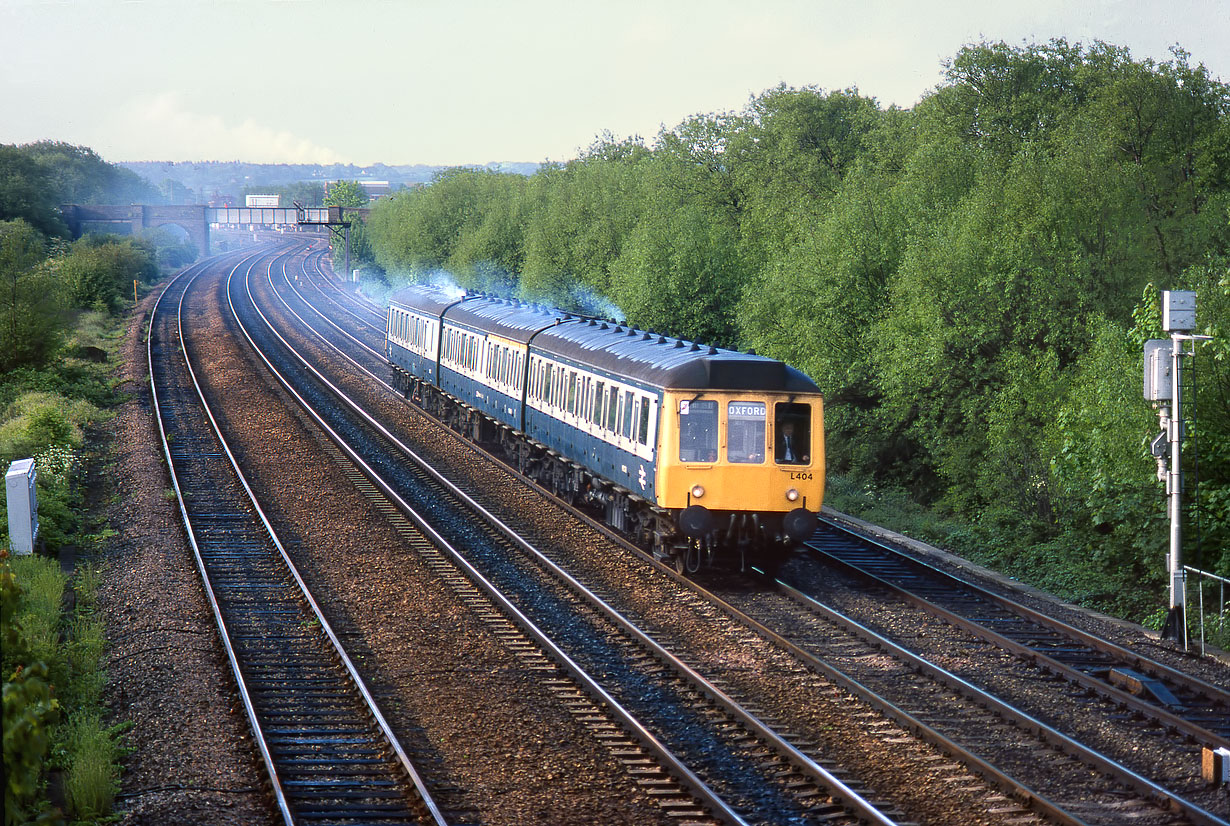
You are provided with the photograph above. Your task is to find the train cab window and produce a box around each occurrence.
[727,401,766,464]
[678,399,717,462]
[774,403,812,465]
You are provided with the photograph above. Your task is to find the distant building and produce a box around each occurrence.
[325,180,391,201]
[245,194,280,207]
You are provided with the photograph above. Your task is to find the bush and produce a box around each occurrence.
[0,392,105,463]
[2,554,64,826]
[61,711,121,820]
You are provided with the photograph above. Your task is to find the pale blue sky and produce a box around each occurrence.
[2,0,1227,165]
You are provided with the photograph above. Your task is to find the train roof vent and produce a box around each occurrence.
[657,336,667,344]
[708,346,718,355]
[690,342,700,351]
[600,322,609,330]
[643,332,652,340]
[673,340,684,349]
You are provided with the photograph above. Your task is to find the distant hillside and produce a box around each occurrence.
[118,160,540,204]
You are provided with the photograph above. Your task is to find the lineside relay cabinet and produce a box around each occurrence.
[1144,339,1173,401]
[6,459,38,555]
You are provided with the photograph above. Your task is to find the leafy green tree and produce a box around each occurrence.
[56,236,158,314]
[610,169,745,345]
[447,172,528,295]
[0,221,65,373]
[322,181,372,274]
[324,180,370,208]
[729,85,881,266]
[22,141,158,205]
[521,136,649,305]
[368,169,500,284]
[0,147,67,238]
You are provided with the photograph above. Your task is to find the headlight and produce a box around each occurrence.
[691,485,705,499]
[786,488,800,502]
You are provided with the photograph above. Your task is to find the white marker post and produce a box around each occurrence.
[5,459,38,555]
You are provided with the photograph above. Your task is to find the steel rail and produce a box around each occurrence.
[309,250,387,322]
[151,245,448,825]
[242,250,906,826]
[294,246,386,330]
[810,515,1230,752]
[225,249,448,825]
[764,577,1228,826]
[272,247,1230,826]
[149,249,296,825]
[231,249,758,826]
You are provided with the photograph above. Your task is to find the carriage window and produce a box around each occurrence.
[639,397,653,446]
[606,387,619,431]
[621,391,634,439]
[727,401,766,464]
[592,382,604,424]
[678,399,716,462]
[774,402,812,465]
[567,372,577,414]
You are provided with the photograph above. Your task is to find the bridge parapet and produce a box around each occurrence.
[60,204,212,256]
[60,204,369,257]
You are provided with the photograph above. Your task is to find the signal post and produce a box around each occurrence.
[1144,290,1211,645]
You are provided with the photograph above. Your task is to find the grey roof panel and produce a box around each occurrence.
[444,296,567,344]
[533,320,819,392]
[388,284,466,317]
[387,286,820,393]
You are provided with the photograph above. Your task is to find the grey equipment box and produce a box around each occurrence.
[1144,339,1173,401]
[1163,290,1197,332]
[6,459,38,555]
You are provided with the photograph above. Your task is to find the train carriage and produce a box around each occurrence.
[386,284,824,571]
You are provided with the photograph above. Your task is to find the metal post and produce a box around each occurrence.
[344,224,351,282]
[1163,336,1187,645]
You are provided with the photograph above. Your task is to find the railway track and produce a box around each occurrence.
[803,516,1230,750]
[223,242,1230,824]
[235,241,904,825]
[148,252,446,826]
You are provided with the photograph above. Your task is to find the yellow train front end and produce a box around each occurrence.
[656,389,824,560]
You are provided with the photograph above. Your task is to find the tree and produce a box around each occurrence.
[22,141,159,205]
[521,136,649,305]
[56,236,157,314]
[0,221,64,373]
[609,169,746,346]
[0,146,66,238]
[324,180,370,208]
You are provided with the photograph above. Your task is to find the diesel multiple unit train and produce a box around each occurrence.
[385,284,824,571]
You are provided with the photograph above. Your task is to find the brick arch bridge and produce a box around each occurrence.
[60,204,212,255]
